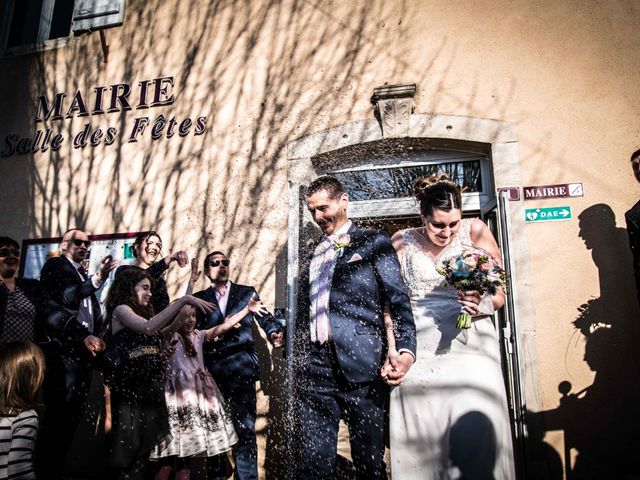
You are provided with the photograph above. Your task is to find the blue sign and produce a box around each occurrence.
[525,206,571,223]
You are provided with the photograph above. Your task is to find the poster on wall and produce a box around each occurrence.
[19,232,142,311]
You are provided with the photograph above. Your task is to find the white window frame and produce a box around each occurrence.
[328,149,493,219]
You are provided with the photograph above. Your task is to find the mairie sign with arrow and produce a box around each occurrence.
[525,206,572,223]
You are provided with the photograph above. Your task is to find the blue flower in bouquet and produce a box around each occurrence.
[452,258,472,277]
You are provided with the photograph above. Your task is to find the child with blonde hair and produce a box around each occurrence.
[0,341,46,480]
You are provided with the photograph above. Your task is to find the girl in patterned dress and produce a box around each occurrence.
[151,295,270,480]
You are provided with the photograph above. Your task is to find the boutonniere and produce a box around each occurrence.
[332,234,352,257]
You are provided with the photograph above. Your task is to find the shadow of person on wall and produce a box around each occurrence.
[576,204,639,332]
[531,204,640,479]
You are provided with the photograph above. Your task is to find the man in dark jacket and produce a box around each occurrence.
[625,148,640,304]
[38,228,118,480]
[195,251,283,480]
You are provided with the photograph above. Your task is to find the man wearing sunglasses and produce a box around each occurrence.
[38,228,118,480]
[194,251,284,480]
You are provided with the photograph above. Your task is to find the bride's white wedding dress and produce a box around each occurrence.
[390,219,515,479]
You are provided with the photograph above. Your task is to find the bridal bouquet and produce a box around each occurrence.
[437,249,508,329]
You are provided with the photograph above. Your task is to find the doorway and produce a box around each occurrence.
[286,115,534,479]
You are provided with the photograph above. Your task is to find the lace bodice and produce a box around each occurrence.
[398,218,474,299]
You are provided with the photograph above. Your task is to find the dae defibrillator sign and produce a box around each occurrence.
[525,206,572,223]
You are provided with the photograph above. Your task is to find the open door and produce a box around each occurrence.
[284,144,525,478]
[481,191,528,479]
[284,182,304,479]
[285,181,326,478]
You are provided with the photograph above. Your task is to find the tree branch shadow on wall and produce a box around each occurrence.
[528,203,640,479]
[10,1,435,478]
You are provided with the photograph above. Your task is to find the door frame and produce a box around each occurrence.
[285,113,539,477]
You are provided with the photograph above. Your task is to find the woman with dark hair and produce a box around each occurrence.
[0,236,51,344]
[386,175,515,479]
[105,268,214,480]
[115,231,189,314]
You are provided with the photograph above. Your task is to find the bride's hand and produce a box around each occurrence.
[383,352,414,386]
[458,290,482,316]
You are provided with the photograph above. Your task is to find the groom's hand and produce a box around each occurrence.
[380,349,398,379]
[382,352,414,386]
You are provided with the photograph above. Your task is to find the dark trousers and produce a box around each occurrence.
[37,364,106,480]
[296,342,388,480]
[216,380,258,480]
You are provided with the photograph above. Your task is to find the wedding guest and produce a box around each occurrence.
[625,148,640,304]
[0,237,51,344]
[105,268,214,480]
[38,228,118,480]
[151,298,270,480]
[0,340,46,480]
[297,176,416,479]
[115,231,189,313]
[194,251,283,480]
[388,175,514,478]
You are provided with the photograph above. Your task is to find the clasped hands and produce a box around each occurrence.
[380,350,414,386]
[249,299,284,349]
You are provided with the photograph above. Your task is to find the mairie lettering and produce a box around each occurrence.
[34,77,175,122]
[524,185,568,199]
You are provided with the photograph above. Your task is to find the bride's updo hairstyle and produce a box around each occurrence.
[413,174,463,216]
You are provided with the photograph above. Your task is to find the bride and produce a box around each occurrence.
[386,175,515,479]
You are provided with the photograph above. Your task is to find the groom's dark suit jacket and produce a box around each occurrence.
[299,224,416,384]
[195,282,282,385]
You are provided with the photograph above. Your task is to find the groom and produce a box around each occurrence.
[296,176,416,479]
